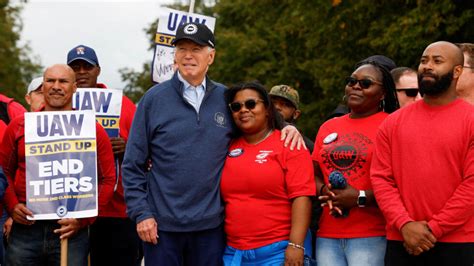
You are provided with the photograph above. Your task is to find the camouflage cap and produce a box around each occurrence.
[269,85,300,108]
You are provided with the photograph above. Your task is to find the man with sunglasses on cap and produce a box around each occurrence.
[66,45,139,266]
[371,41,474,265]
[122,22,303,265]
[391,67,422,108]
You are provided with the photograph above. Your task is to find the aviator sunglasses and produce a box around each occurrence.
[396,88,419,97]
[229,99,264,112]
[345,77,382,89]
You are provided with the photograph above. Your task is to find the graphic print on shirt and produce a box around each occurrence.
[321,132,371,182]
[255,150,273,164]
[214,112,226,128]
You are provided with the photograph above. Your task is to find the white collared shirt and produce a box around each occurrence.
[177,71,206,112]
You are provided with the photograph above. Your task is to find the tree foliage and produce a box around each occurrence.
[0,0,41,105]
[121,0,474,138]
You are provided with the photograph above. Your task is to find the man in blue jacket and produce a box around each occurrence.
[123,22,302,265]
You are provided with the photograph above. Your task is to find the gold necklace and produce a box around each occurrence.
[253,129,273,145]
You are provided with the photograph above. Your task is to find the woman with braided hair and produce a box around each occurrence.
[313,55,399,266]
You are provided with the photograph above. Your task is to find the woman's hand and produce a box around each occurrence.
[285,246,304,266]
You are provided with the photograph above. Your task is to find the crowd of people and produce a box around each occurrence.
[0,22,472,266]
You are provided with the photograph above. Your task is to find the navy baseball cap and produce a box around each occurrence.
[171,23,215,48]
[67,45,100,66]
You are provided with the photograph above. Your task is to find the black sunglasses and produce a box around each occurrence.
[396,88,419,97]
[229,99,264,112]
[345,77,382,89]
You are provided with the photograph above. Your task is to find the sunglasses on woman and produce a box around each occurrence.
[396,88,419,97]
[229,99,264,112]
[345,77,382,89]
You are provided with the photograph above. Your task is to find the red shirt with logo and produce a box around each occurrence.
[312,112,387,238]
[221,130,315,250]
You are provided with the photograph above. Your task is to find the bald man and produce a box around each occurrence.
[371,41,474,265]
[0,64,115,266]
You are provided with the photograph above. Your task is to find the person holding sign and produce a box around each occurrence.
[66,45,139,266]
[0,64,116,266]
[123,22,304,265]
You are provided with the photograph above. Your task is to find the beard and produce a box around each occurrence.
[418,71,453,96]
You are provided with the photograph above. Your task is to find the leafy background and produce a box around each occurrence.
[1,0,473,139]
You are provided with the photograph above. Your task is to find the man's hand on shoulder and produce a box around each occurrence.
[281,125,306,150]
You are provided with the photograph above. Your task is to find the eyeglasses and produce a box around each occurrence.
[345,77,382,89]
[464,65,474,69]
[396,88,419,97]
[229,99,264,112]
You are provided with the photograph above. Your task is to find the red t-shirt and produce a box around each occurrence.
[371,99,474,242]
[95,84,137,217]
[312,112,387,238]
[221,130,315,250]
[0,113,116,226]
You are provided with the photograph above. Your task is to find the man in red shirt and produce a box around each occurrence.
[0,64,115,266]
[66,45,138,266]
[371,41,474,265]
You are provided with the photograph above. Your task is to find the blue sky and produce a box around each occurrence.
[18,0,176,90]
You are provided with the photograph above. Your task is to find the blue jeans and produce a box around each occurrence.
[223,240,288,266]
[316,236,386,266]
[223,231,314,266]
[5,221,89,266]
[143,225,225,266]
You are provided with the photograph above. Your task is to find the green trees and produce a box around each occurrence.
[122,0,473,137]
[0,0,41,105]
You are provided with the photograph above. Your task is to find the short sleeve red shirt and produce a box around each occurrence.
[221,130,315,250]
[312,112,387,238]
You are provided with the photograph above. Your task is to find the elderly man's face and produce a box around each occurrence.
[175,39,215,86]
[42,64,77,111]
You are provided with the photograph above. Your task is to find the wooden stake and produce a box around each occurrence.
[61,238,68,266]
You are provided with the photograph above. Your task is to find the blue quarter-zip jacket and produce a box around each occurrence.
[122,73,233,232]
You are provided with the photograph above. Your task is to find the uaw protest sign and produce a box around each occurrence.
[25,110,98,220]
[151,7,216,83]
[73,88,123,138]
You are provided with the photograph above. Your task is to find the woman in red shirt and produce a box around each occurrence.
[313,56,399,266]
[221,82,315,265]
